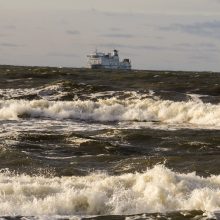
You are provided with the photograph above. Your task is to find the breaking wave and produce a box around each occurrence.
[0,96,220,126]
[0,165,220,216]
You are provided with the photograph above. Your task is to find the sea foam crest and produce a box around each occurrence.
[0,96,220,126]
[0,165,220,216]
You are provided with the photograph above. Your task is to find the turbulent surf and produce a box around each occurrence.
[0,66,220,219]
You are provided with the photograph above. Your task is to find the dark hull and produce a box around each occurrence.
[90,64,103,69]
[90,64,131,70]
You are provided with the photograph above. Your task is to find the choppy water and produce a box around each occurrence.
[1,66,220,219]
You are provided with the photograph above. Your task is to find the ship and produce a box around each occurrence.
[87,49,131,70]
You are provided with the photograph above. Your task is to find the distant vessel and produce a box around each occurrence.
[87,49,131,70]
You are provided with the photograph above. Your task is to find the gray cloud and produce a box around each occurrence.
[101,33,134,38]
[159,20,220,38]
[174,42,219,52]
[3,25,16,30]
[189,54,218,63]
[0,34,8,37]
[0,43,24,47]
[141,45,168,50]
[66,30,80,35]
[109,27,123,31]
[97,43,167,51]
[190,55,213,61]
[47,52,79,58]
[97,42,219,53]
[98,43,131,49]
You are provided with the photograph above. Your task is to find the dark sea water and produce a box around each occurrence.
[0,66,220,219]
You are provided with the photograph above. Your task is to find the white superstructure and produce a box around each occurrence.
[87,49,131,70]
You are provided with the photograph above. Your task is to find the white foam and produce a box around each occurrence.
[0,88,37,99]
[0,95,220,127]
[0,165,220,216]
[0,83,65,101]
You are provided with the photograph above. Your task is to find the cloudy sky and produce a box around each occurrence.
[0,0,220,71]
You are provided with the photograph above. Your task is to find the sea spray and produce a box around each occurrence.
[0,96,220,126]
[0,165,220,216]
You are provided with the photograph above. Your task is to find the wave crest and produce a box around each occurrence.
[0,165,220,216]
[0,96,220,126]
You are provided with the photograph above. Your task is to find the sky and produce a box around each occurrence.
[0,0,220,71]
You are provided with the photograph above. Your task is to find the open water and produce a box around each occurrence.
[0,66,220,219]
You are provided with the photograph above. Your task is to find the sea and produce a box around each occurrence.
[0,66,220,219]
